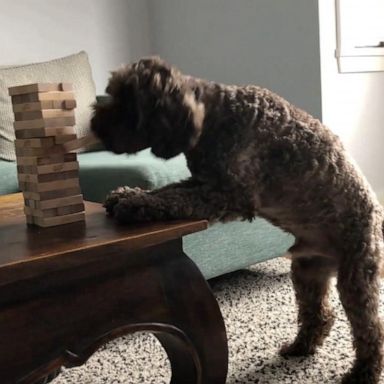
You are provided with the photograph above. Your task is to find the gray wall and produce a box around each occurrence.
[0,0,322,115]
[148,0,322,118]
[0,0,152,93]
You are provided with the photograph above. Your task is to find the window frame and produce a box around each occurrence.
[335,0,384,73]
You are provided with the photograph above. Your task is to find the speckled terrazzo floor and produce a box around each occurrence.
[52,257,384,384]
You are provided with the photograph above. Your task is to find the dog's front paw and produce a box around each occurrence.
[104,186,145,216]
[113,194,164,224]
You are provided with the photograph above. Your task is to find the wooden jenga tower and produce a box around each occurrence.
[9,83,90,227]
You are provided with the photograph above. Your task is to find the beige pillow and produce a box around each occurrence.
[0,51,96,161]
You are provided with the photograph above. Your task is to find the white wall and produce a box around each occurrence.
[0,0,152,93]
[319,0,384,200]
[148,0,322,118]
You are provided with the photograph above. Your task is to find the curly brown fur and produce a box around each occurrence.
[91,56,384,383]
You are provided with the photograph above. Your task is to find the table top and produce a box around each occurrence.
[0,193,207,285]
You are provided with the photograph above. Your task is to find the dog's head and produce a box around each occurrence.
[91,56,205,159]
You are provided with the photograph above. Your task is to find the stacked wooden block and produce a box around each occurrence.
[9,83,85,227]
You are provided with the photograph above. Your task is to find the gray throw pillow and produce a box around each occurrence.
[0,51,96,161]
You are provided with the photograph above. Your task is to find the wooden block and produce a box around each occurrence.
[16,133,98,156]
[24,203,85,218]
[24,206,52,218]
[24,199,34,208]
[41,134,99,155]
[14,116,75,130]
[16,147,46,157]
[19,174,37,183]
[19,178,80,193]
[16,152,77,166]
[18,169,79,183]
[40,163,79,174]
[54,134,77,144]
[17,161,79,175]
[15,136,96,157]
[15,126,75,139]
[61,133,100,152]
[14,109,75,121]
[63,100,77,110]
[25,211,85,227]
[22,186,82,201]
[15,144,65,157]
[32,212,85,227]
[56,203,84,215]
[26,215,34,225]
[8,83,73,96]
[59,83,73,92]
[24,194,83,210]
[14,138,56,148]
[12,100,77,113]
[11,91,75,104]
[25,199,39,209]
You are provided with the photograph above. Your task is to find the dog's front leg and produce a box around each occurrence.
[110,183,232,224]
[104,186,148,215]
[103,178,197,215]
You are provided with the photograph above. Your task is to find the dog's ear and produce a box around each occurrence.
[109,68,143,127]
[135,57,174,96]
[125,81,142,133]
[148,90,205,159]
[112,72,139,95]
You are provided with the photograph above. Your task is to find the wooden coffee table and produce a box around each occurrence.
[0,193,228,384]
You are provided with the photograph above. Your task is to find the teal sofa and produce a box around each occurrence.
[0,148,293,279]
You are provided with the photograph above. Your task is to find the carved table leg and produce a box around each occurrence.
[35,369,61,384]
[0,239,228,384]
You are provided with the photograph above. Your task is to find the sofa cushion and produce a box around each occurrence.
[0,149,189,200]
[0,160,18,195]
[0,51,96,161]
[78,149,189,202]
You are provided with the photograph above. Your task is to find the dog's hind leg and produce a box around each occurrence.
[280,255,336,357]
[337,250,383,384]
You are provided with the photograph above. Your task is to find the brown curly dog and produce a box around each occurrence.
[91,57,384,383]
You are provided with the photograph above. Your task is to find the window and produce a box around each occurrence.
[336,0,384,72]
